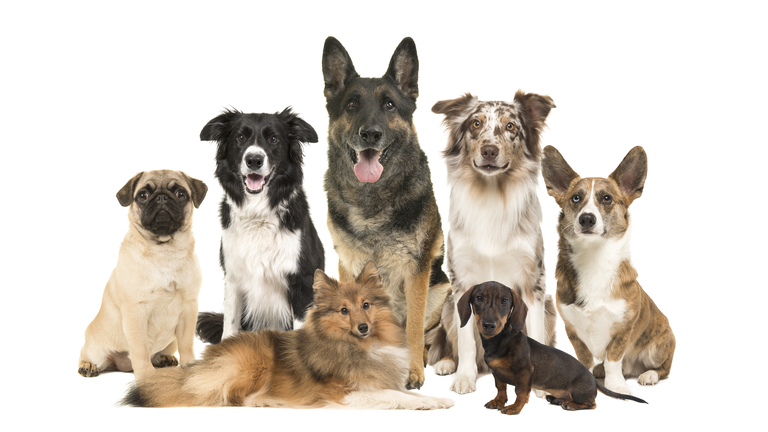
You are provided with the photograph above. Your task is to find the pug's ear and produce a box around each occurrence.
[181,172,208,209]
[116,172,144,207]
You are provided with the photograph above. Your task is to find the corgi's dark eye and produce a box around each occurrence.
[236,134,246,143]
[347,101,357,110]
[340,307,348,315]
[572,194,580,203]
[603,195,612,204]
[269,135,278,144]
[385,101,395,111]
[363,302,370,310]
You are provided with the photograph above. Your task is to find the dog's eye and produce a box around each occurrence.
[385,101,395,111]
[236,134,245,143]
[340,307,348,315]
[138,190,148,201]
[363,302,370,310]
[269,135,278,144]
[476,295,483,302]
[175,190,186,199]
[500,298,509,305]
[603,194,612,204]
[347,101,357,110]
[506,122,515,132]
[572,194,580,203]
[473,120,481,129]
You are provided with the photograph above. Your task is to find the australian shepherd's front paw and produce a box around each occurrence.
[433,358,456,376]
[450,375,476,394]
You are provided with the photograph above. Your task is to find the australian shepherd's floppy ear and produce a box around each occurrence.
[195,108,325,344]
[541,145,675,395]
[427,91,558,395]
[122,261,454,410]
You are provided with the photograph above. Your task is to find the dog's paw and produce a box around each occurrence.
[78,362,100,377]
[153,355,179,368]
[500,404,523,415]
[638,370,659,386]
[592,362,605,378]
[431,397,455,409]
[433,358,456,376]
[450,375,477,394]
[406,368,425,390]
[605,376,631,395]
[485,397,507,410]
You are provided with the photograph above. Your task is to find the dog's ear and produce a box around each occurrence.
[279,107,318,166]
[542,146,580,204]
[515,91,555,159]
[201,110,238,161]
[432,94,479,158]
[457,285,477,328]
[181,172,208,209]
[322,37,359,100]
[355,261,382,286]
[116,172,144,207]
[609,146,647,205]
[508,287,528,331]
[313,269,338,296]
[384,37,419,100]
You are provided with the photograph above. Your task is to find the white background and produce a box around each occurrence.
[2,1,765,429]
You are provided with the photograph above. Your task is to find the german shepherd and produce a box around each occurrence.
[321,36,452,390]
[121,261,454,409]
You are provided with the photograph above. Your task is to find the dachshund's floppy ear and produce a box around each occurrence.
[458,285,477,328]
[508,288,528,331]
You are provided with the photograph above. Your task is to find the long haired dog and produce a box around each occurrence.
[122,262,454,410]
[427,92,558,394]
[321,37,452,390]
[195,108,325,344]
[541,145,675,394]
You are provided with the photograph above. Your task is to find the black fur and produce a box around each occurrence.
[195,108,325,343]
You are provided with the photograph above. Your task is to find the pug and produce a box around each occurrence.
[78,170,207,380]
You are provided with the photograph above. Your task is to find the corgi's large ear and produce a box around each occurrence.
[116,172,144,207]
[542,145,580,205]
[384,37,419,100]
[508,287,528,331]
[458,285,477,328]
[322,37,359,100]
[609,146,647,205]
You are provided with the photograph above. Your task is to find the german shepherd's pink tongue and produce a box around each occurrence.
[354,149,383,183]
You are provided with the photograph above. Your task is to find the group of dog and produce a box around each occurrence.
[77,37,675,414]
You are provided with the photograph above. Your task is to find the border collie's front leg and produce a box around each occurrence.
[451,303,478,394]
[222,278,242,340]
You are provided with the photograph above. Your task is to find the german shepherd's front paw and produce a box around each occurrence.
[153,355,179,368]
[78,361,100,377]
[406,368,424,390]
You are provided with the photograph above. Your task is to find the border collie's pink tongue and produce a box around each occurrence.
[354,149,383,183]
[246,174,265,191]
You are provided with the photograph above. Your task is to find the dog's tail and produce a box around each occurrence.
[596,381,648,404]
[196,311,223,344]
[121,367,199,407]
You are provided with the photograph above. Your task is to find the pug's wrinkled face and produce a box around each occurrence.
[117,170,207,241]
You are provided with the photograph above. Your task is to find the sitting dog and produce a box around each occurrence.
[195,108,325,344]
[122,262,454,410]
[459,282,646,414]
[79,170,207,379]
[541,145,675,394]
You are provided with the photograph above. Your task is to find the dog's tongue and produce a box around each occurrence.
[354,149,383,183]
[246,174,265,191]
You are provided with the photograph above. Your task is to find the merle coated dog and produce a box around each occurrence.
[196,108,325,343]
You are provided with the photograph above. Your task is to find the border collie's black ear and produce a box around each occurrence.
[116,172,144,207]
[322,37,359,100]
[384,37,419,100]
[200,112,232,142]
[542,145,580,205]
[181,172,208,209]
[283,109,318,144]
[458,285,477,328]
[609,146,647,205]
[508,287,528,331]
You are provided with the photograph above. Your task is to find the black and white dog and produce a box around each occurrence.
[196,108,325,344]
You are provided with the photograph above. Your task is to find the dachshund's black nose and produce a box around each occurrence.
[482,321,497,332]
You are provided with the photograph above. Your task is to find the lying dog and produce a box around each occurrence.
[79,170,207,379]
[541,145,675,394]
[321,37,451,389]
[196,108,325,344]
[459,282,646,414]
[122,261,454,410]
[428,92,558,394]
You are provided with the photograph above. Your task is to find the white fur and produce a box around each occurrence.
[221,191,302,339]
[240,146,270,176]
[340,389,454,410]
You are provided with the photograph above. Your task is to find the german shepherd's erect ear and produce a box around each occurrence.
[384,37,419,100]
[457,285,477,329]
[507,287,528,332]
[322,37,359,100]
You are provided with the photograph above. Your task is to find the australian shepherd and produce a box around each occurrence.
[121,262,454,410]
[427,92,558,394]
[195,108,325,343]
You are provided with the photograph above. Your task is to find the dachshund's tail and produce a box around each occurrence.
[596,382,648,404]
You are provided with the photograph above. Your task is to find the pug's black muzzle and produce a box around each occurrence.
[140,193,185,237]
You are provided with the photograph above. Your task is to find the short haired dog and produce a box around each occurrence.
[541,146,675,394]
[459,282,646,414]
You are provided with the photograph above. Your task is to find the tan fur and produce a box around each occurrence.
[122,262,454,410]
[79,170,207,380]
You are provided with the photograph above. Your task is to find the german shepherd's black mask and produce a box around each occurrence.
[322,37,420,185]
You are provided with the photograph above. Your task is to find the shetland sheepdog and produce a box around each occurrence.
[122,261,454,409]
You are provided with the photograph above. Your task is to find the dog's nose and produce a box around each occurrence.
[579,213,596,228]
[155,194,168,204]
[481,145,498,161]
[359,126,382,144]
[358,323,369,334]
[245,154,264,169]
[482,321,496,332]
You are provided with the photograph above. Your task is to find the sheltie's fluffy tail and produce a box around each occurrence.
[121,367,196,407]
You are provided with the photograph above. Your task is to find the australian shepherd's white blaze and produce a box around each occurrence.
[427,91,558,394]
